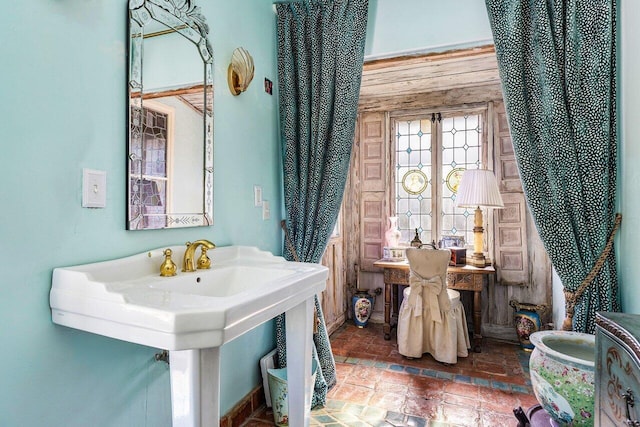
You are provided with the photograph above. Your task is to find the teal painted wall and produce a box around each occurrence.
[0,1,280,425]
[618,0,640,313]
[364,0,493,58]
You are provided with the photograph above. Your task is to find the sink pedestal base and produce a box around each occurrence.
[284,296,314,427]
[168,297,315,427]
[170,348,220,427]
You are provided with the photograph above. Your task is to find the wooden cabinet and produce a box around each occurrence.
[595,312,640,426]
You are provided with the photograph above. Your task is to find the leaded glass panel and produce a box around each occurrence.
[129,106,169,229]
[395,119,432,243]
[441,114,482,245]
[394,112,484,247]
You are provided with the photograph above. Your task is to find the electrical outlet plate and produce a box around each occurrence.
[262,200,270,220]
[82,168,107,208]
[254,185,263,207]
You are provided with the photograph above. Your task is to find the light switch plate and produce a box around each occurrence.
[254,185,263,207]
[262,200,270,220]
[82,168,107,208]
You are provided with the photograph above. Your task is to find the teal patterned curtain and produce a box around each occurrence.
[485,0,619,333]
[275,0,368,407]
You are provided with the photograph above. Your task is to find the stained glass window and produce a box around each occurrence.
[394,112,484,246]
[395,119,433,243]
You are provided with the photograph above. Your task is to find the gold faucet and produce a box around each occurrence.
[197,247,212,270]
[182,240,216,272]
[159,249,178,277]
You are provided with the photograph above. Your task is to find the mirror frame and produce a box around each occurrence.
[127,0,214,230]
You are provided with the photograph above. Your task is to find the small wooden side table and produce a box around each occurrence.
[372,259,495,352]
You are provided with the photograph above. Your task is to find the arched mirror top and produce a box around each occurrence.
[129,0,213,64]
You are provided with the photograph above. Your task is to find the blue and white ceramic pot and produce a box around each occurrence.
[510,300,547,351]
[352,289,375,328]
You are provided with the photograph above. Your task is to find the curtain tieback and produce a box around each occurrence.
[562,213,622,331]
[280,220,301,262]
[410,273,444,323]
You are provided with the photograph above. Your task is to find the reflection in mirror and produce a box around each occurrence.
[128,0,213,230]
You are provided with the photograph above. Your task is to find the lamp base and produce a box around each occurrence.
[467,252,488,268]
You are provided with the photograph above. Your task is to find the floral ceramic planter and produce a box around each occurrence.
[352,289,375,328]
[267,360,318,426]
[509,300,548,351]
[529,331,595,426]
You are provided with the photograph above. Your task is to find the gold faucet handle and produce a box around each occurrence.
[197,247,212,269]
[160,249,177,277]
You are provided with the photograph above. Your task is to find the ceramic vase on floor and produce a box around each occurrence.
[529,331,595,427]
[509,300,548,351]
[352,289,375,328]
[267,360,318,426]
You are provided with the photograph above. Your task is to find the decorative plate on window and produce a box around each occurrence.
[446,168,465,193]
[402,169,428,195]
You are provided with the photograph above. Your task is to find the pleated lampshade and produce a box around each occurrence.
[455,169,504,208]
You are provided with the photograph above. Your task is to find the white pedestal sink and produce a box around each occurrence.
[50,245,327,427]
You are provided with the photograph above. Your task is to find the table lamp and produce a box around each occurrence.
[455,169,504,267]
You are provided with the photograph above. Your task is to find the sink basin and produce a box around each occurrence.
[148,266,296,297]
[51,245,327,427]
[50,245,327,350]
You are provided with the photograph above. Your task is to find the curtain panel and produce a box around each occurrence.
[485,0,619,333]
[275,0,368,407]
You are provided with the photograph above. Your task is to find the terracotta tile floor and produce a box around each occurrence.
[242,323,539,426]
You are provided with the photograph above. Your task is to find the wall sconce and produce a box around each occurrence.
[228,47,254,96]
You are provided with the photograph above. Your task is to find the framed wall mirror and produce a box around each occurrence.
[127,0,213,230]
